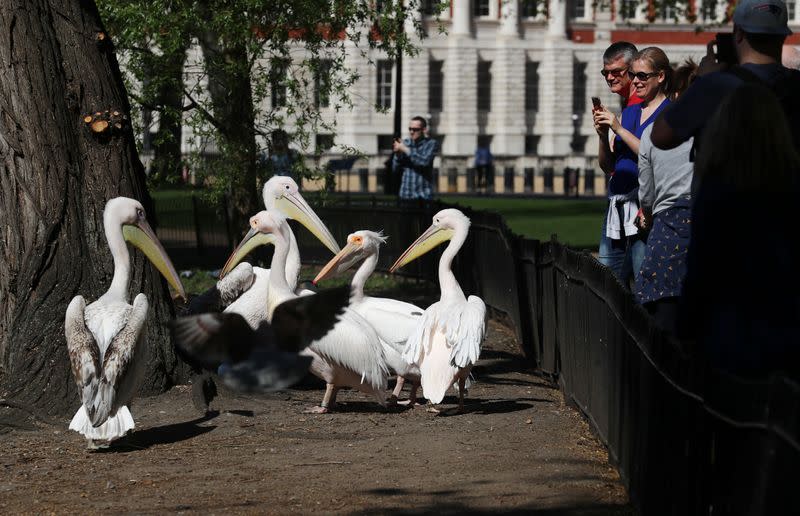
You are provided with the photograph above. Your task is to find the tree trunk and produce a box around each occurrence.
[196,27,261,230]
[149,45,187,186]
[0,0,186,418]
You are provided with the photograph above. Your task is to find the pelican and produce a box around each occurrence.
[222,211,389,413]
[313,230,425,405]
[390,209,486,413]
[65,197,186,449]
[171,285,350,393]
[189,176,339,328]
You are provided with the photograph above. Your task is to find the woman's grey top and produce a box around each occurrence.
[638,125,694,215]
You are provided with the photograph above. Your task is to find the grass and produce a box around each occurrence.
[151,189,606,251]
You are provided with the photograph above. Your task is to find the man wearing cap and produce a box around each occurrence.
[651,0,799,152]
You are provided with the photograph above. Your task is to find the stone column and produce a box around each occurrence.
[536,0,573,156]
[491,0,524,155]
[440,0,478,155]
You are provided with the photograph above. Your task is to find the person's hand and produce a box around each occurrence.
[697,39,727,77]
[392,140,408,154]
[594,107,620,134]
[592,109,608,136]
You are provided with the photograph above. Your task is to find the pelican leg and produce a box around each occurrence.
[457,376,467,413]
[388,376,406,405]
[304,384,337,414]
[425,401,440,414]
[398,381,420,407]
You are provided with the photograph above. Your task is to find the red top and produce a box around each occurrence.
[627,92,644,106]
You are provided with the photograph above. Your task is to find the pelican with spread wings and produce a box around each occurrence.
[313,230,425,405]
[65,197,186,449]
[390,209,486,413]
[222,211,389,413]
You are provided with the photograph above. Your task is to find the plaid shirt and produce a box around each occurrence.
[393,136,437,200]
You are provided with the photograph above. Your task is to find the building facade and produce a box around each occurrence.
[172,0,800,195]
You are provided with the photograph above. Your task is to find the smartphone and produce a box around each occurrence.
[591,97,602,110]
[715,33,737,65]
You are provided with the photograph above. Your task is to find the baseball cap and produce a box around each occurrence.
[733,0,792,36]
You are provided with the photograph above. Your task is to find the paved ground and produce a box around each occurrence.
[0,319,633,515]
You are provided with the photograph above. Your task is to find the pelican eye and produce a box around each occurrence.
[284,184,291,190]
[352,236,363,244]
[136,208,145,219]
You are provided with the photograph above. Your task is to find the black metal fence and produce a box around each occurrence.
[155,195,800,515]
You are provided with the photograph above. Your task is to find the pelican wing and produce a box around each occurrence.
[447,296,487,368]
[92,294,149,427]
[186,262,256,314]
[310,307,389,391]
[65,296,101,414]
[171,311,269,370]
[356,297,423,351]
[217,348,313,393]
[271,285,351,352]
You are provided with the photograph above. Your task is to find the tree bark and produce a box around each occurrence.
[0,0,186,417]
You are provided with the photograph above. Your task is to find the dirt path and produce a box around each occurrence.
[0,321,632,515]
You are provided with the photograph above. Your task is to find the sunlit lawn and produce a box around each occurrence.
[151,189,605,251]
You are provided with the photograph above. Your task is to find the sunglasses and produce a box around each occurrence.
[600,67,627,78]
[627,70,660,81]
[408,127,423,132]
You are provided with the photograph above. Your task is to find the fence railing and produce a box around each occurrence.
[154,194,800,515]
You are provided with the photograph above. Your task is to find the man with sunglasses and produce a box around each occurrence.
[393,116,438,200]
[601,42,643,107]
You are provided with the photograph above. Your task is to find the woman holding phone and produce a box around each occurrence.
[593,46,673,284]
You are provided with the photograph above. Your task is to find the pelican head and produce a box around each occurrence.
[389,209,470,273]
[105,197,186,301]
[313,230,387,284]
[262,176,340,254]
[220,210,281,278]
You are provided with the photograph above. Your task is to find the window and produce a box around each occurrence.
[477,60,492,112]
[525,61,540,111]
[271,59,288,108]
[473,0,490,17]
[525,135,540,155]
[316,134,334,152]
[619,0,636,19]
[571,0,585,19]
[700,0,717,21]
[660,1,677,20]
[376,60,393,110]
[572,59,587,115]
[521,0,540,17]
[421,0,440,16]
[429,60,444,111]
[789,0,796,20]
[314,59,333,109]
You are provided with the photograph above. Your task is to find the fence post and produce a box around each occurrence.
[358,167,368,193]
[504,166,514,194]
[584,168,595,195]
[543,167,554,193]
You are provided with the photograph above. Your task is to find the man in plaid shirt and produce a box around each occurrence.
[392,116,438,200]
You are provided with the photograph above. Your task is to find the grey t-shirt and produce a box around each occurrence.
[638,125,694,215]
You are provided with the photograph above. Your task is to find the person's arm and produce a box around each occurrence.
[651,109,680,150]
[596,107,640,155]
[637,129,655,228]
[403,138,437,168]
[594,110,614,175]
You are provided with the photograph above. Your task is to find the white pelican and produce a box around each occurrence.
[191,176,340,328]
[313,230,425,405]
[222,211,389,413]
[65,197,186,449]
[171,286,350,393]
[390,208,486,413]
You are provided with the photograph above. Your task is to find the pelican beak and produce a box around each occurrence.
[390,225,454,273]
[275,192,340,254]
[313,242,362,284]
[123,221,187,302]
[220,228,276,279]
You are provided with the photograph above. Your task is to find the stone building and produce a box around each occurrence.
[171,0,800,195]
